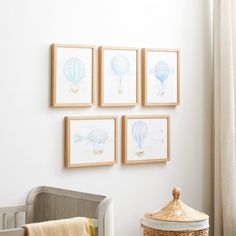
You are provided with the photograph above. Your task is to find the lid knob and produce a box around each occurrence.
[172,187,181,200]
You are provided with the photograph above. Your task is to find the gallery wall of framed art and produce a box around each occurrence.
[50,43,180,167]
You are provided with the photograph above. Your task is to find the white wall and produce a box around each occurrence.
[0,0,213,235]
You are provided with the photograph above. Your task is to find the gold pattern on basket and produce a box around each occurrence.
[143,226,209,236]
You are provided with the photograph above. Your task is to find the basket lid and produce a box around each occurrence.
[144,187,209,222]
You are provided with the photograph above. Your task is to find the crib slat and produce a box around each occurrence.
[0,205,26,230]
[14,212,18,228]
[0,206,26,215]
[2,213,7,230]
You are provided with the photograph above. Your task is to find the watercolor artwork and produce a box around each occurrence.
[51,44,95,107]
[122,115,170,164]
[131,120,148,157]
[63,57,86,93]
[142,49,180,106]
[65,116,118,167]
[99,47,138,106]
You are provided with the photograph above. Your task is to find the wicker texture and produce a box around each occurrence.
[142,187,209,236]
[145,187,208,222]
[143,225,209,236]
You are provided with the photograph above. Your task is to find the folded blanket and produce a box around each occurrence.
[23,217,94,236]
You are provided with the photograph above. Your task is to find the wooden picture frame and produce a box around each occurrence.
[51,44,95,107]
[65,116,118,168]
[122,115,170,164]
[99,46,139,107]
[142,48,180,106]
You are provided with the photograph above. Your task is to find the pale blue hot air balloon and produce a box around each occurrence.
[111,54,130,94]
[87,129,109,145]
[154,61,170,96]
[74,129,109,155]
[132,121,148,156]
[64,57,85,93]
[154,61,170,85]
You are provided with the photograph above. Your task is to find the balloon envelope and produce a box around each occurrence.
[87,129,109,144]
[154,61,170,84]
[64,57,85,85]
[132,121,148,149]
[111,54,130,77]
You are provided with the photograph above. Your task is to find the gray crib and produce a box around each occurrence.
[0,186,113,236]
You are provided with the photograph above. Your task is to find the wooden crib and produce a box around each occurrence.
[0,186,113,236]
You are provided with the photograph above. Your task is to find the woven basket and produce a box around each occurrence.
[142,225,209,236]
[141,187,209,236]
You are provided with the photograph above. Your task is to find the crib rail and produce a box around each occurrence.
[0,206,26,230]
[0,203,98,230]
[0,186,113,236]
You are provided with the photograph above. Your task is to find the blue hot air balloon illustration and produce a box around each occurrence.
[154,61,170,96]
[74,129,109,155]
[132,121,148,157]
[64,57,85,93]
[111,54,130,94]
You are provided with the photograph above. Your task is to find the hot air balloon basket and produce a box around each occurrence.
[142,225,209,236]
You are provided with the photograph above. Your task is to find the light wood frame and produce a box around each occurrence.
[142,48,180,106]
[99,46,139,107]
[122,115,170,164]
[65,116,118,168]
[51,44,96,107]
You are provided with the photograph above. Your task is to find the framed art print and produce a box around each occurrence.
[65,116,118,168]
[51,44,95,107]
[122,115,170,164]
[142,48,180,106]
[99,46,139,106]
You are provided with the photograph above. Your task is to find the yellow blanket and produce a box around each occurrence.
[23,217,94,236]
